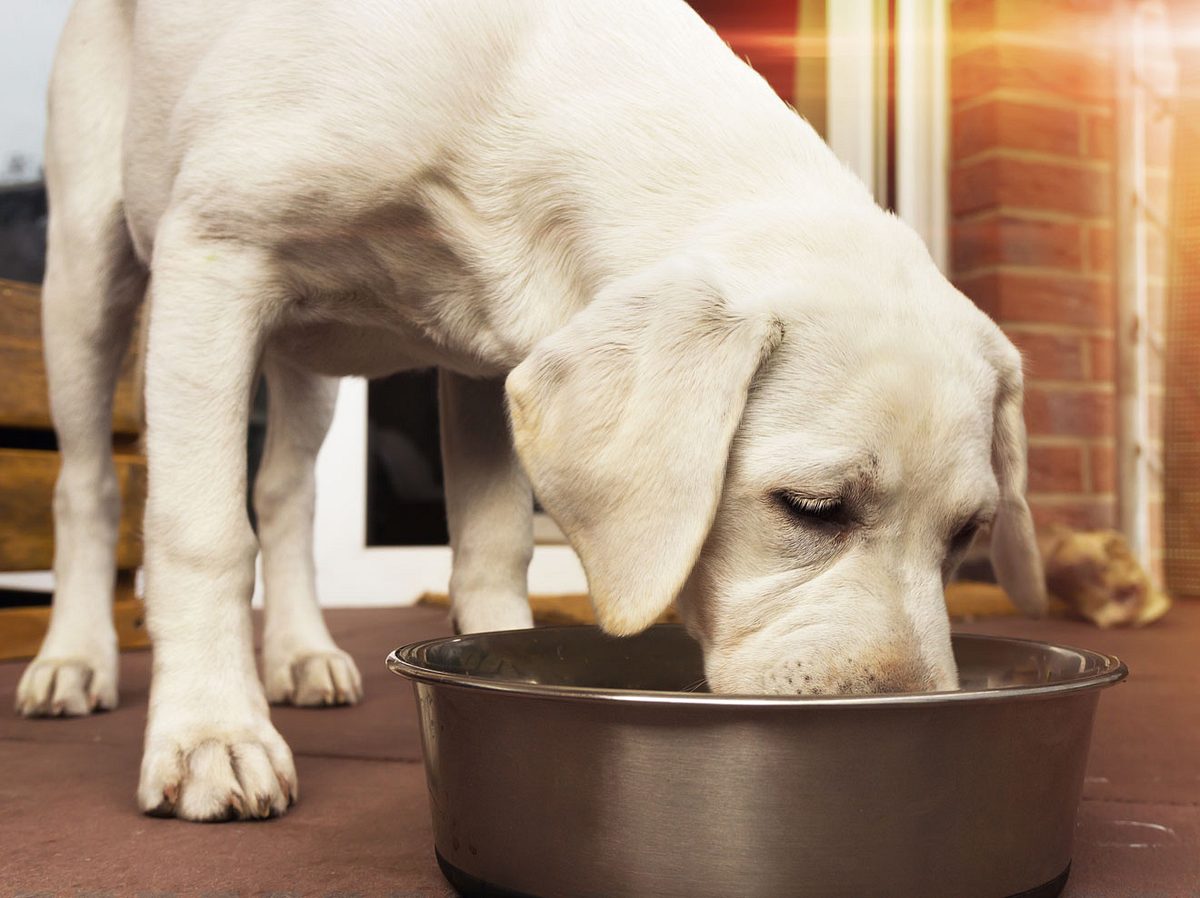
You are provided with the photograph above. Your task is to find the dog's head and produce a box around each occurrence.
[506,219,1044,696]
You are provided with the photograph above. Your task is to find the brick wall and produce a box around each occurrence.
[949,0,1170,576]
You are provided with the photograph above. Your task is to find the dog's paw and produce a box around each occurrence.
[138,720,297,821]
[15,656,118,717]
[264,649,363,707]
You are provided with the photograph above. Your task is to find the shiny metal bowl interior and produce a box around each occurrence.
[388,626,1127,898]
[388,625,1126,703]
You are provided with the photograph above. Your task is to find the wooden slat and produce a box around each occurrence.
[0,278,143,435]
[0,448,145,572]
[0,592,149,661]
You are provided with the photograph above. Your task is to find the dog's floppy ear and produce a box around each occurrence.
[989,349,1048,617]
[506,263,783,636]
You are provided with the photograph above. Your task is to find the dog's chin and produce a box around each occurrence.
[703,643,957,697]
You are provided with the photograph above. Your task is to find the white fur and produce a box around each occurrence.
[18,0,1044,820]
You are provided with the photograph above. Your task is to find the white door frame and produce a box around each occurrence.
[825,2,881,194]
[895,0,950,271]
[826,0,949,270]
[309,377,586,608]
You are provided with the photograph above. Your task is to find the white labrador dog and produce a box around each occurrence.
[16,0,1045,821]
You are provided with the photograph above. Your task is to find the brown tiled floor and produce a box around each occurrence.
[2,603,1197,897]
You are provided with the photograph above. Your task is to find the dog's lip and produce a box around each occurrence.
[387,627,1128,708]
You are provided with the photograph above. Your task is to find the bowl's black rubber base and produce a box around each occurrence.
[436,850,1071,898]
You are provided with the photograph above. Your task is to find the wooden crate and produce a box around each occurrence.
[0,448,146,571]
[0,278,148,660]
[1,574,146,662]
[0,279,143,435]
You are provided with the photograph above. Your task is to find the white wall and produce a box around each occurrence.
[1,0,73,185]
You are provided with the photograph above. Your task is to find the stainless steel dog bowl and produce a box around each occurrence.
[388,626,1126,898]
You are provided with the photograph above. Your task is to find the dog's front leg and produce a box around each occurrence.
[439,371,534,632]
[15,214,142,717]
[136,223,294,821]
[256,356,362,706]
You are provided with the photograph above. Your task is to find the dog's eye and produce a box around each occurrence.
[949,522,980,555]
[776,492,851,528]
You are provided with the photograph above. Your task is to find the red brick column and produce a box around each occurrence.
[949,0,1121,532]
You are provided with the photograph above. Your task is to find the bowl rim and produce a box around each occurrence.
[386,626,1128,707]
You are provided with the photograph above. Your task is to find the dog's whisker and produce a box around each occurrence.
[679,677,709,694]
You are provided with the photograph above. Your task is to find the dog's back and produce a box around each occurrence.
[113,1,851,274]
